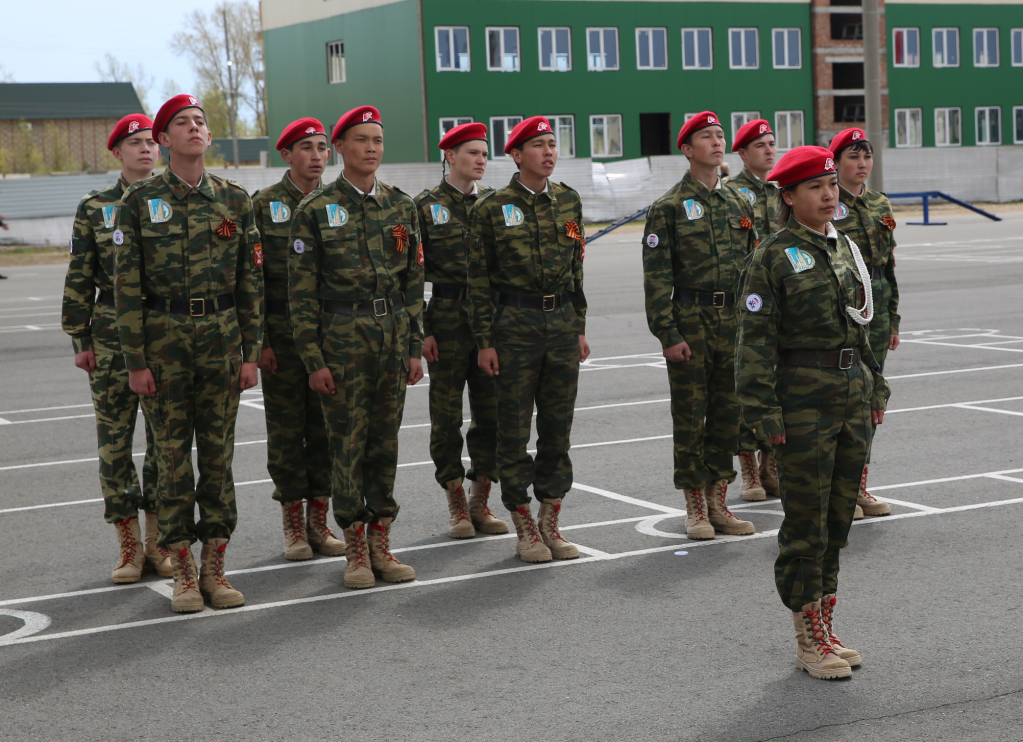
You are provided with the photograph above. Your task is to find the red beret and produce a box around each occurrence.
[107,113,153,151]
[829,128,868,157]
[503,116,553,154]
[732,119,773,152]
[152,94,203,140]
[767,146,837,189]
[676,111,722,150]
[439,122,488,150]
[276,118,327,151]
[331,106,382,143]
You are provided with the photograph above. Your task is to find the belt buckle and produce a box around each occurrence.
[838,348,855,370]
[712,291,726,308]
[189,298,205,317]
[373,298,388,317]
[542,294,556,312]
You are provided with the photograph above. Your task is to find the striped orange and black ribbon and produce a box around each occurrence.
[215,217,238,238]
[392,224,409,252]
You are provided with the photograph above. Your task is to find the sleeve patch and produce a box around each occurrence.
[646,233,660,248]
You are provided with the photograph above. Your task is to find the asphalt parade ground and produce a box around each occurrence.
[2,211,1023,742]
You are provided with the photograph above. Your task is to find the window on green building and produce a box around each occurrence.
[974,29,999,67]
[729,28,759,70]
[893,28,920,68]
[772,28,801,69]
[544,115,576,157]
[490,116,523,157]
[976,106,1001,145]
[587,28,619,70]
[327,41,345,84]
[636,28,668,70]
[895,108,923,147]
[539,28,572,71]
[774,111,804,151]
[934,108,962,147]
[1014,107,1023,143]
[487,27,520,71]
[1012,30,1023,66]
[590,114,622,157]
[436,27,470,71]
[438,117,474,161]
[933,28,960,68]
[681,28,713,70]
[730,112,760,143]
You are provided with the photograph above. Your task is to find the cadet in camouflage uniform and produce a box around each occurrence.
[642,112,757,541]
[115,95,262,613]
[415,122,506,539]
[466,116,589,564]
[730,119,782,503]
[252,117,345,561]
[831,128,899,519]
[735,146,890,680]
[288,106,424,590]
[63,113,169,584]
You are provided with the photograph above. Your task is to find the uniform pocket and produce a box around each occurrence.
[321,226,360,275]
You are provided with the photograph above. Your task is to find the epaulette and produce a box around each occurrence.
[123,179,149,197]
[224,177,247,192]
[79,189,100,205]
[749,232,780,265]
[475,189,498,205]
[297,190,321,209]
[413,188,433,205]
[558,181,578,195]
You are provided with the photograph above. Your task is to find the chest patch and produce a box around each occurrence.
[112,229,124,246]
[683,199,704,221]
[430,204,451,225]
[784,247,816,274]
[101,205,117,230]
[745,293,763,312]
[147,199,172,224]
[293,239,305,254]
[270,201,291,223]
[738,188,756,205]
[502,204,525,227]
[326,204,348,228]
[833,202,850,220]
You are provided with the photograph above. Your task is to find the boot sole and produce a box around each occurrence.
[713,525,755,535]
[551,552,580,560]
[686,532,715,540]
[284,552,314,561]
[374,571,416,583]
[171,601,205,613]
[310,543,347,556]
[862,510,891,517]
[843,654,862,667]
[448,531,477,539]
[112,574,143,584]
[797,659,852,679]
[740,492,766,502]
[201,591,245,609]
[518,553,553,563]
[344,577,377,589]
[474,524,510,534]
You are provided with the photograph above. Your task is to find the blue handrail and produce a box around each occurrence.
[887,191,1002,226]
[586,206,650,243]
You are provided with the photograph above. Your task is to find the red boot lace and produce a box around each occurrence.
[175,548,198,591]
[688,489,709,522]
[209,544,232,587]
[517,508,544,545]
[542,504,567,542]
[820,596,844,646]
[452,486,471,522]
[370,522,400,564]
[716,484,740,518]
[475,482,498,518]
[350,525,371,568]
[307,499,333,539]
[286,501,305,539]
[740,452,761,486]
[116,519,139,567]
[803,608,837,655]
[859,465,877,502]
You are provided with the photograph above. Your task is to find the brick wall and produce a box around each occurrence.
[0,118,119,174]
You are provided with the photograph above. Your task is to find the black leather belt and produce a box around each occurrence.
[97,289,114,307]
[266,300,288,316]
[869,266,885,280]
[144,293,235,316]
[495,291,571,312]
[431,284,465,301]
[321,294,405,317]
[780,349,861,369]
[672,288,736,307]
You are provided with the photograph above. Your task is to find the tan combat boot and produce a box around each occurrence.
[853,504,865,520]
[738,451,766,501]
[510,506,552,563]
[281,501,313,561]
[537,498,579,559]
[793,600,852,679]
[820,594,861,667]
[142,512,173,577]
[199,539,245,609]
[168,541,204,613]
[857,465,891,516]
[759,451,780,497]
[683,488,715,540]
[706,481,755,535]
[306,497,346,556]
[342,522,375,589]
[468,477,509,534]
[112,517,145,583]
[444,479,476,539]
[368,517,416,583]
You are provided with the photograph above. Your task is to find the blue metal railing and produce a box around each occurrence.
[586,206,650,243]
[886,191,1002,226]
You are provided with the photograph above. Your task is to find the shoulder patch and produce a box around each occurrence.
[558,181,579,195]
[226,178,243,189]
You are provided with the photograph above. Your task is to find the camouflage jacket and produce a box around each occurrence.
[114,168,264,372]
[728,167,781,239]
[735,218,891,440]
[465,174,587,350]
[287,173,425,372]
[414,178,491,336]
[834,184,900,333]
[642,171,758,349]
[63,175,133,353]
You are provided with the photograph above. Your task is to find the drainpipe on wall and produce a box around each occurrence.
[863,0,884,191]
[417,0,430,163]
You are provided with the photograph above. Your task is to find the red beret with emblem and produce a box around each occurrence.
[439,122,488,150]
[829,127,868,158]
[107,113,153,151]
[276,117,327,151]
[504,116,553,154]
[152,94,203,140]
[767,146,837,189]
[676,111,722,150]
[732,119,773,152]
[331,106,382,143]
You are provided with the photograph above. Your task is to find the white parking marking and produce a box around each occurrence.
[0,610,52,645]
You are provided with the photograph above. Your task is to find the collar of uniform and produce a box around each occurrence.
[282,171,315,200]
[839,183,867,201]
[682,170,723,199]
[786,216,838,251]
[340,170,377,198]
[163,168,213,201]
[115,174,130,196]
[738,168,766,191]
[510,173,551,198]
[441,177,478,200]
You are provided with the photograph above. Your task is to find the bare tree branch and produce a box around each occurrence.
[93,54,155,114]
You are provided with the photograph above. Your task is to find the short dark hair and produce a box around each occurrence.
[836,139,873,161]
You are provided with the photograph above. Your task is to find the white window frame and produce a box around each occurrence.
[894,108,923,148]
[544,114,576,158]
[636,27,668,70]
[934,108,962,147]
[892,28,921,68]
[681,28,713,70]
[932,28,960,68]
[974,28,1000,67]
[587,27,620,71]
[1012,29,1023,66]
[589,114,623,158]
[1014,106,1023,144]
[538,27,572,71]
[438,118,474,161]
[435,26,471,72]
[486,27,520,72]
[772,28,801,69]
[774,110,804,151]
[729,28,759,70]
[327,41,345,84]
[489,115,523,158]
[976,106,1001,145]
[730,111,760,144]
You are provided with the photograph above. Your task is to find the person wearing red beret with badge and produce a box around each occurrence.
[249,118,345,562]
[61,114,169,584]
[830,128,899,520]
[465,115,589,563]
[113,94,264,613]
[414,123,508,539]
[641,111,758,541]
[287,105,425,590]
[735,145,890,679]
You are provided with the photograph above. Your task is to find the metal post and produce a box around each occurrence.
[223,9,240,170]
[863,0,883,191]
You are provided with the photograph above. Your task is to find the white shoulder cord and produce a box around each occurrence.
[842,235,874,325]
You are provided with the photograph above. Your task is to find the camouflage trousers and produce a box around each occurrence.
[138,310,241,547]
[865,274,893,464]
[425,298,498,487]
[262,314,331,503]
[774,363,872,611]
[319,308,410,530]
[492,304,580,511]
[666,303,739,489]
[90,341,158,523]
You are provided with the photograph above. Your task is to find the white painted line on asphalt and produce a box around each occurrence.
[984,474,1023,485]
[869,467,1023,491]
[145,582,175,600]
[872,497,940,513]
[953,404,1023,418]
[884,395,1023,414]
[0,610,52,643]
[0,414,96,425]
[902,339,1023,354]
[0,418,10,425]
[0,403,93,415]
[0,498,102,515]
[571,482,683,514]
